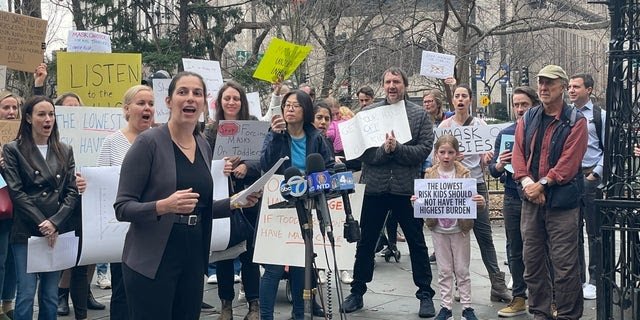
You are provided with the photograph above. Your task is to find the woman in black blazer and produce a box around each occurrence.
[2,96,79,320]
[114,72,261,320]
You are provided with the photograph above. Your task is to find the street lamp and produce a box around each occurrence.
[348,47,373,97]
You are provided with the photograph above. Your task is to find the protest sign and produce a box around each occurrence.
[0,120,19,146]
[338,101,412,160]
[252,175,363,269]
[56,106,126,167]
[78,166,127,265]
[57,52,142,107]
[414,178,477,219]
[0,12,47,72]
[434,123,510,155]
[213,120,270,160]
[498,134,515,173]
[253,38,312,83]
[246,92,263,119]
[153,78,172,123]
[0,65,6,90]
[420,51,456,79]
[182,58,224,118]
[67,30,112,53]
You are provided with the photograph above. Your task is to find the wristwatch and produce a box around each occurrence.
[539,177,549,190]
[592,172,600,179]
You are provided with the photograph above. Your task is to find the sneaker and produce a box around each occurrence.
[96,273,111,289]
[207,274,218,284]
[418,297,436,318]
[462,307,478,320]
[234,274,241,283]
[507,277,513,290]
[583,283,597,300]
[237,286,245,302]
[498,296,527,317]
[318,270,327,284]
[339,293,363,313]
[433,307,452,320]
[340,270,353,284]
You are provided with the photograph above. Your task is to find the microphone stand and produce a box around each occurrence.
[294,199,315,319]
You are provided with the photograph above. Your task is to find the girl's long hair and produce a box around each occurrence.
[17,96,66,168]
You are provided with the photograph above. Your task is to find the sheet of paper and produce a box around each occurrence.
[210,217,231,251]
[27,231,79,273]
[420,51,455,79]
[230,156,288,206]
[211,159,229,201]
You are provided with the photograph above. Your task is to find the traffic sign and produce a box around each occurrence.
[480,95,491,107]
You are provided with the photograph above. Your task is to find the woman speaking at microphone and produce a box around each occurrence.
[114,72,261,320]
[260,89,334,320]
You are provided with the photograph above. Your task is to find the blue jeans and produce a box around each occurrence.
[96,263,108,276]
[12,243,60,320]
[259,264,304,320]
[0,220,15,301]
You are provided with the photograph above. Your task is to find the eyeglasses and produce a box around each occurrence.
[284,103,302,110]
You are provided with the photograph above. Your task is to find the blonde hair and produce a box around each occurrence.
[434,134,460,153]
[0,90,22,119]
[339,106,354,119]
[122,85,153,121]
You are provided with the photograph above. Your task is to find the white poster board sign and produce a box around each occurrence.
[420,51,455,79]
[67,30,112,53]
[152,78,172,123]
[56,106,126,167]
[253,175,363,269]
[27,231,79,273]
[213,120,270,160]
[338,101,412,160]
[78,166,128,264]
[246,92,263,119]
[182,58,224,119]
[434,123,510,155]
[414,178,477,219]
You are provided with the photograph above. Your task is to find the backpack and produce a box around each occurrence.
[593,105,604,152]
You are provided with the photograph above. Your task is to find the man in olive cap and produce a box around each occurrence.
[511,65,588,319]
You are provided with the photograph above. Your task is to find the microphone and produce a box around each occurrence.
[281,167,311,233]
[305,153,333,237]
[331,163,361,243]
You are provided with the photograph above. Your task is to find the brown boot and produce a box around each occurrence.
[244,299,259,320]
[218,300,233,320]
[489,271,512,302]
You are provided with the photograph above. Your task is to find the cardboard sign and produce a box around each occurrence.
[414,178,477,219]
[253,38,312,83]
[0,65,7,90]
[338,101,412,160]
[253,175,363,269]
[434,123,510,154]
[56,52,142,107]
[0,12,47,72]
[420,51,455,79]
[0,120,19,146]
[67,30,112,53]
[56,106,126,167]
[213,120,270,160]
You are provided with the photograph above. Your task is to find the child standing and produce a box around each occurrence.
[423,135,484,320]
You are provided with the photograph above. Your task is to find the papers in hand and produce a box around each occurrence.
[230,156,289,207]
[27,231,79,273]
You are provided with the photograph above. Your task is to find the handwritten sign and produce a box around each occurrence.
[213,120,270,160]
[67,30,112,53]
[182,58,223,118]
[420,51,455,79]
[253,38,312,83]
[414,178,477,219]
[338,101,412,160]
[0,12,47,72]
[56,106,126,167]
[78,166,127,265]
[57,52,142,107]
[434,123,510,155]
[152,78,172,123]
[253,175,363,269]
[0,120,19,146]
[246,92,263,119]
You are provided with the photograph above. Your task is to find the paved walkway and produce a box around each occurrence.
[58,220,596,319]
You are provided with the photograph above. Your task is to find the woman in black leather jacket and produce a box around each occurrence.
[2,96,79,320]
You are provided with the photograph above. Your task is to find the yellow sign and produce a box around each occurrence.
[253,38,312,83]
[56,52,142,107]
[480,95,491,107]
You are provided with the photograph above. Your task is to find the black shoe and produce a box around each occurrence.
[57,288,70,316]
[201,301,214,309]
[313,300,325,317]
[339,293,363,313]
[418,297,436,318]
[429,253,437,263]
[87,290,106,310]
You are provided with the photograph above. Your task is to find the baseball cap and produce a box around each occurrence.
[537,65,568,81]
